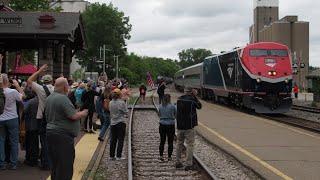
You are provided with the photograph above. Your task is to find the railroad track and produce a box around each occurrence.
[127,96,217,180]
[291,105,320,114]
[259,113,320,133]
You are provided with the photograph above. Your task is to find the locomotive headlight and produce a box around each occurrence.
[256,78,262,83]
[268,71,272,76]
[285,78,289,83]
[272,71,277,76]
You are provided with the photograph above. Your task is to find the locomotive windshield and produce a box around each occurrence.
[250,49,288,57]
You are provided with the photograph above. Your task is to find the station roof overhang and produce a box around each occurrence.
[0,11,86,51]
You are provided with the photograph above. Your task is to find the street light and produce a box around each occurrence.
[99,45,111,74]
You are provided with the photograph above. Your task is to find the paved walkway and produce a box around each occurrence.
[0,131,99,180]
[196,100,320,180]
[166,89,320,179]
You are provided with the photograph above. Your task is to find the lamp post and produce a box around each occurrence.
[99,45,111,75]
[114,55,119,79]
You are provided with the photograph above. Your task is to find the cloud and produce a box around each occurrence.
[88,0,320,66]
[157,0,250,18]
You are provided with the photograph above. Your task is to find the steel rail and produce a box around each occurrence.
[291,105,320,114]
[127,96,140,180]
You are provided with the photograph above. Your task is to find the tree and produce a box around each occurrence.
[115,53,179,86]
[77,3,132,69]
[178,48,213,68]
[72,68,85,82]
[9,0,62,11]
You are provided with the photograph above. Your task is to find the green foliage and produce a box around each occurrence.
[77,3,132,67]
[9,0,62,12]
[178,48,213,68]
[72,68,85,82]
[117,53,179,86]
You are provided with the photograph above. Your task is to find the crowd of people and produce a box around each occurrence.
[0,51,203,179]
[0,57,134,178]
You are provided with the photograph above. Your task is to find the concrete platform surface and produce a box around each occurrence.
[195,100,320,180]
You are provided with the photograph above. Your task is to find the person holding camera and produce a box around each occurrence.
[175,87,202,171]
[0,74,24,170]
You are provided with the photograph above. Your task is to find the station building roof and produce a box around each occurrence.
[0,11,86,50]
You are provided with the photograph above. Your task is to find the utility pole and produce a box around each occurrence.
[99,45,110,75]
[114,55,119,79]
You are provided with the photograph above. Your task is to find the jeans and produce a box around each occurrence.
[0,118,19,167]
[158,94,164,104]
[25,130,39,165]
[47,130,75,180]
[159,124,175,158]
[110,122,126,158]
[84,110,94,130]
[176,129,195,166]
[38,119,50,168]
[99,112,110,139]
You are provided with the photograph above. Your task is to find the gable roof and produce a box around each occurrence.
[0,12,85,43]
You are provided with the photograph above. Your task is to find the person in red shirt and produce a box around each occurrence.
[293,84,299,99]
[139,84,147,103]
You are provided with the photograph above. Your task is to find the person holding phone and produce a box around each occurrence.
[175,87,202,171]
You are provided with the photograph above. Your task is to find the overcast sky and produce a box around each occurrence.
[88,0,320,66]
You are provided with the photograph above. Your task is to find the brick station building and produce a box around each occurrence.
[0,11,86,79]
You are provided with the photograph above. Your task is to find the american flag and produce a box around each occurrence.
[146,72,154,88]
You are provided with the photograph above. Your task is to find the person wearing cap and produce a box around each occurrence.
[27,64,53,170]
[109,88,128,160]
[175,87,202,171]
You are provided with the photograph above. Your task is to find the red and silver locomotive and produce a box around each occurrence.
[174,42,293,113]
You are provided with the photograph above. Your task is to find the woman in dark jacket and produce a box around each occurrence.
[82,82,100,133]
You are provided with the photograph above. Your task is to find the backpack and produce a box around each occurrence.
[39,85,51,134]
[68,90,76,107]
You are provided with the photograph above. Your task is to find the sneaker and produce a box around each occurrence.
[88,130,95,134]
[39,165,50,171]
[159,156,164,162]
[98,137,104,141]
[24,160,37,167]
[185,165,197,171]
[175,163,183,169]
[116,157,126,160]
[168,157,172,161]
[8,165,17,170]
[109,157,116,161]
[0,165,6,170]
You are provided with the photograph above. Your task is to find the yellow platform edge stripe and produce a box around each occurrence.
[47,133,99,180]
[199,122,293,180]
[207,102,320,140]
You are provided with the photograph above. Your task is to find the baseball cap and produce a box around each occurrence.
[112,88,121,95]
[41,75,53,83]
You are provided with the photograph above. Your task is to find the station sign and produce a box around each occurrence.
[0,17,22,25]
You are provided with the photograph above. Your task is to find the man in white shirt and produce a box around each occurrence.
[27,64,54,170]
[0,74,24,170]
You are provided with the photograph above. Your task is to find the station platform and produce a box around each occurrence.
[195,100,320,180]
[0,131,99,180]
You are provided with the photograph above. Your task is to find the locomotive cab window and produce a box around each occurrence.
[250,49,288,57]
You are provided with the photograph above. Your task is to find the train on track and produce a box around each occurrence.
[174,42,293,113]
